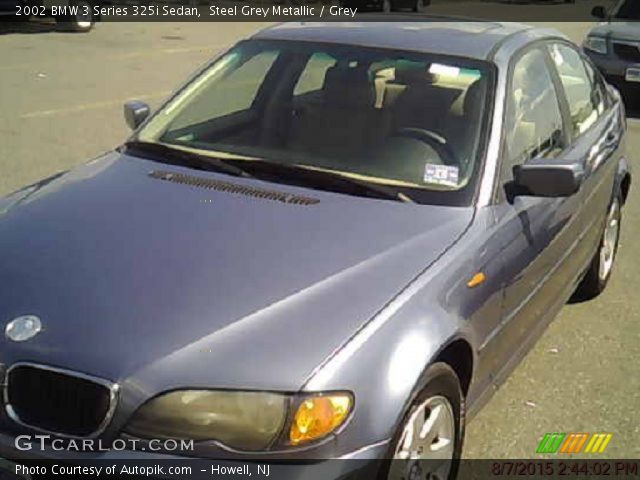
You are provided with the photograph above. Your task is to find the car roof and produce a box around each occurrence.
[252,19,543,60]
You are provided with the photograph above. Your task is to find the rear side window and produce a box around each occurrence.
[548,43,599,136]
[583,57,608,113]
[503,48,565,179]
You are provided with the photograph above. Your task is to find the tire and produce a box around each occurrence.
[57,0,95,32]
[383,363,464,480]
[575,194,622,300]
[412,0,429,11]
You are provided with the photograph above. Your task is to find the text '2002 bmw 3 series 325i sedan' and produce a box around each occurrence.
[0,20,632,480]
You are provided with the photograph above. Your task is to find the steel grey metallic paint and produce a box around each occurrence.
[0,21,632,470]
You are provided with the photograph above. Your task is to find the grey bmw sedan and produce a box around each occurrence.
[0,21,632,480]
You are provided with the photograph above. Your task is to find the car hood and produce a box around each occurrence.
[0,153,473,393]
[589,22,640,42]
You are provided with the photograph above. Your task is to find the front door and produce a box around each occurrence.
[482,46,588,382]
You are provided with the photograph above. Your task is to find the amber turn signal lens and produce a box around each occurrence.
[467,272,486,288]
[289,394,352,445]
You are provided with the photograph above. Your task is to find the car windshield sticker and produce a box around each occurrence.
[423,164,459,187]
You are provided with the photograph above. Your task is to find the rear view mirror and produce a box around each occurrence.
[591,6,606,19]
[513,158,584,198]
[124,101,150,130]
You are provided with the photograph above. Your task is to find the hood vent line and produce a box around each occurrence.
[149,171,320,206]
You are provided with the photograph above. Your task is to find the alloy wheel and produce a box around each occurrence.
[389,395,455,480]
[598,198,621,282]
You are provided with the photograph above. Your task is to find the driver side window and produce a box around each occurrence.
[501,48,566,185]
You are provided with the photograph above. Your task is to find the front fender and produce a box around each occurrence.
[302,287,468,454]
[300,212,503,457]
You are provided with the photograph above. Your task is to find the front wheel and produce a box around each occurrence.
[57,0,95,32]
[385,363,464,480]
[575,195,622,300]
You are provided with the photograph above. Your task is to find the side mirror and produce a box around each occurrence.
[124,101,150,130]
[591,5,606,19]
[513,158,584,198]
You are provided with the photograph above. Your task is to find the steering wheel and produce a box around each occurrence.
[392,128,457,167]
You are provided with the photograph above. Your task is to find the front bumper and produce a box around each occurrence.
[0,431,390,480]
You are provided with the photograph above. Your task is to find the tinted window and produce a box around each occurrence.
[583,57,608,114]
[293,53,337,96]
[139,40,493,206]
[165,50,279,131]
[503,48,565,181]
[549,43,599,135]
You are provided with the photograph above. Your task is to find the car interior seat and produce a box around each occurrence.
[288,63,388,165]
[387,64,462,137]
[442,77,486,169]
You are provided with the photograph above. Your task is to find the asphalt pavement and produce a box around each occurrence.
[0,15,638,459]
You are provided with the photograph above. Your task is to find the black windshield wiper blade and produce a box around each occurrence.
[224,159,414,203]
[123,141,252,179]
[322,170,415,203]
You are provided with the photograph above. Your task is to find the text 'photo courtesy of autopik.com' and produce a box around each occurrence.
[0,0,639,478]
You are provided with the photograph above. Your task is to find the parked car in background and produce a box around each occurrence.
[585,0,640,105]
[504,0,574,3]
[0,0,97,32]
[340,0,429,13]
[0,20,631,480]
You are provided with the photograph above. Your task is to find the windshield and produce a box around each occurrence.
[138,39,493,205]
[613,0,640,20]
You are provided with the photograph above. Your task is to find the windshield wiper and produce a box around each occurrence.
[124,142,413,202]
[123,140,253,179]
[221,158,414,203]
[317,169,415,203]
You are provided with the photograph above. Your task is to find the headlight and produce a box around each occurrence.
[125,391,288,450]
[125,390,353,451]
[584,36,607,55]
